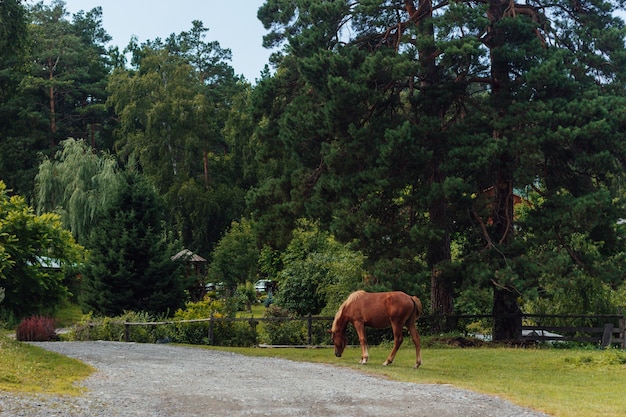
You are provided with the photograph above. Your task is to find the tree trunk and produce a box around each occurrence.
[487,0,521,341]
[409,0,455,322]
[48,60,57,148]
[492,284,522,340]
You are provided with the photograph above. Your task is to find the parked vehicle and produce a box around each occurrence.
[205,282,224,292]
[254,279,275,293]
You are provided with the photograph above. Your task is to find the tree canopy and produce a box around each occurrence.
[0,180,85,318]
[253,0,626,336]
[1,0,625,334]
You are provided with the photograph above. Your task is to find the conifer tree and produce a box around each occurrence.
[79,173,188,316]
[254,0,626,338]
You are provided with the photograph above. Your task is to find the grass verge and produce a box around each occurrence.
[206,344,626,417]
[0,334,93,395]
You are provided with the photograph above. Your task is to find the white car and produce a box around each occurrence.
[254,279,273,293]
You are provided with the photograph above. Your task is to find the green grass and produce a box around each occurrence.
[0,334,93,395]
[53,302,85,327]
[206,344,626,417]
[236,303,267,318]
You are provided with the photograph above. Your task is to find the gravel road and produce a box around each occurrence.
[0,341,550,416]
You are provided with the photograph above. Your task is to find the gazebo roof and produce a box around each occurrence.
[171,249,207,263]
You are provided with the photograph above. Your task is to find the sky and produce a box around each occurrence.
[35,1,273,83]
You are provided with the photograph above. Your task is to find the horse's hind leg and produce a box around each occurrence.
[408,324,422,369]
[383,323,404,366]
[354,322,369,364]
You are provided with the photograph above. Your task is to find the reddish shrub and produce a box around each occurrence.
[16,315,58,341]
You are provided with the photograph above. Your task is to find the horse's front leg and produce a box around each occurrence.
[353,321,369,364]
[383,323,404,366]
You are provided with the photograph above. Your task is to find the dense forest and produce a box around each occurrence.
[2,0,626,339]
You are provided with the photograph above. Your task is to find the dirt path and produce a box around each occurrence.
[0,341,550,416]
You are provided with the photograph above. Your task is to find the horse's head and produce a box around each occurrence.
[330,330,347,357]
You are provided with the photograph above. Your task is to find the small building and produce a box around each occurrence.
[171,249,207,301]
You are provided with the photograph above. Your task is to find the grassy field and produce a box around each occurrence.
[0,334,93,395]
[206,344,626,417]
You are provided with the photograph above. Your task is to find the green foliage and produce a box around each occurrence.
[169,298,228,345]
[79,173,188,316]
[0,181,86,318]
[108,23,246,254]
[0,2,115,196]
[71,299,256,346]
[258,306,306,345]
[273,220,366,316]
[208,218,259,289]
[71,311,168,343]
[234,282,257,312]
[251,0,626,332]
[35,138,122,244]
[257,305,330,346]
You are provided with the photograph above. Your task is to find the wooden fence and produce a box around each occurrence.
[113,310,625,349]
[519,312,625,348]
[120,314,335,345]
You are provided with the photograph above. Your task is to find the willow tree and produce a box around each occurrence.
[35,138,121,245]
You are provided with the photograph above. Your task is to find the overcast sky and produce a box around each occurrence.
[33,1,273,83]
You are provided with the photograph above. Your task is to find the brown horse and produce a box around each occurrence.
[331,290,423,368]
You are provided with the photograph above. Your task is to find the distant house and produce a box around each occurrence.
[27,256,62,270]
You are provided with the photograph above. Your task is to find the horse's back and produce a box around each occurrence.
[347,291,417,328]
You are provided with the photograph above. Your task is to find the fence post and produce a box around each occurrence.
[249,317,257,336]
[601,323,613,348]
[124,323,130,342]
[207,315,214,345]
[619,307,625,350]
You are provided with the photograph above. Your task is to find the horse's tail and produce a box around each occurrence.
[411,296,423,322]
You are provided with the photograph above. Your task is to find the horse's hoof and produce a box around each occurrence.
[414,363,421,369]
[382,360,390,366]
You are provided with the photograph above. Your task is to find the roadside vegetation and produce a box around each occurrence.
[0,333,92,395]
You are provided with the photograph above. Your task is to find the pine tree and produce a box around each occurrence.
[254,0,626,339]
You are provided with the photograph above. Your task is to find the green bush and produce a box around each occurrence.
[258,306,307,345]
[169,299,256,346]
[71,311,165,342]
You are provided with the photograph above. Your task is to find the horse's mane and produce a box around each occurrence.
[331,290,366,333]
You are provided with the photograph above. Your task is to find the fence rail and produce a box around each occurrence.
[120,314,335,345]
[106,310,625,349]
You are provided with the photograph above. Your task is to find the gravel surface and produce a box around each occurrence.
[0,341,551,416]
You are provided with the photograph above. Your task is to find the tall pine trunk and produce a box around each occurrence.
[409,0,455,322]
[487,0,522,341]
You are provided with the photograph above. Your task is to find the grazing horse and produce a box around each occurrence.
[331,290,423,368]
